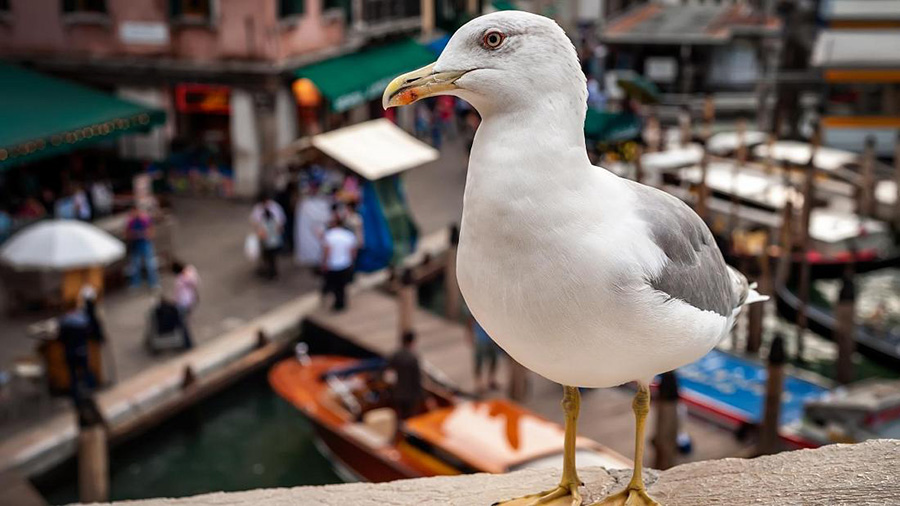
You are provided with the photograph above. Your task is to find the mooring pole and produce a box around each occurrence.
[894,131,900,230]
[398,268,416,338]
[697,142,710,221]
[444,224,461,321]
[834,265,857,385]
[679,105,692,148]
[758,334,786,455]
[859,136,877,217]
[78,398,108,504]
[653,371,680,470]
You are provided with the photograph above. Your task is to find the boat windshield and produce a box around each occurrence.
[508,449,628,473]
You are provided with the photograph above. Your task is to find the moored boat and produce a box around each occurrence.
[268,353,630,482]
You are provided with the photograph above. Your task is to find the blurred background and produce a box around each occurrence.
[1,0,899,504]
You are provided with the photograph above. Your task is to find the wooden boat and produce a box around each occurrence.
[269,354,630,482]
[651,349,829,449]
[663,161,900,279]
[798,379,900,445]
[774,283,900,367]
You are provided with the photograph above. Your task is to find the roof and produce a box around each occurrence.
[295,40,436,113]
[404,399,623,473]
[0,63,165,170]
[821,0,900,21]
[600,3,780,45]
[308,119,439,180]
[811,30,900,69]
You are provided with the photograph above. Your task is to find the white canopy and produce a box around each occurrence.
[0,220,126,270]
[752,141,858,172]
[309,118,439,180]
[706,130,768,155]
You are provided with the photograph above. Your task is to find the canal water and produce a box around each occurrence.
[33,367,342,505]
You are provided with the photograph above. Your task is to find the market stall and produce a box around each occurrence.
[284,119,439,272]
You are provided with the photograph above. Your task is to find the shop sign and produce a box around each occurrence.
[175,84,231,114]
[120,22,170,46]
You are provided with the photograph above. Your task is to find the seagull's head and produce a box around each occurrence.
[383,11,585,116]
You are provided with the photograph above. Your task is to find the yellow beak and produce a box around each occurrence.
[382,63,467,109]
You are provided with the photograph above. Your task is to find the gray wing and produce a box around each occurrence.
[626,180,737,317]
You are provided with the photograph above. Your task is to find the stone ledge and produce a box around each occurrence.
[100,440,899,505]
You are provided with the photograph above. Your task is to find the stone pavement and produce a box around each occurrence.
[0,136,471,442]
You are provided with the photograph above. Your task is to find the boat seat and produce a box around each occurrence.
[362,407,397,443]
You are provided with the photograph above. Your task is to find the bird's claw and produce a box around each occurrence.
[492,482,583,506]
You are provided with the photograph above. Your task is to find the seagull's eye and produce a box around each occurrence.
[482,30,506,50]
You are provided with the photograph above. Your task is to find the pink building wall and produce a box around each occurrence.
[0,0,345,62]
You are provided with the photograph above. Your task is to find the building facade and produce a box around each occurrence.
[0,0,431,196]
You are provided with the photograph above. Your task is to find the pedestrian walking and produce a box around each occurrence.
[344,201,365,250]
[467,315,502,395]
[125,205,159,289]
[250,194,286,279]
[321,217,357,311]
[59,286,104,408]
[172,261,200,349]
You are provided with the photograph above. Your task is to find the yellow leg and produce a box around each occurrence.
[493,386,583,506]
[595,384,660,506]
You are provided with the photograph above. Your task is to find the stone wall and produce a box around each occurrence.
[98,440,899,505]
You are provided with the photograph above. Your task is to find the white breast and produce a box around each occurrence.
[457,137,729,387]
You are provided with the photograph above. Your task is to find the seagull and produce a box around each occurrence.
[384,11,765,506]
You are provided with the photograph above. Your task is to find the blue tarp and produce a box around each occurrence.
[674,349,829,426]
[355,179,395,272]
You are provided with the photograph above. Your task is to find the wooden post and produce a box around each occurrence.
[634,144,644,184]
[444,224,461,321]
[507,359,529,403]
[647,114,662,153]
[77,399,108,504]
[420,0,435,37]
[834,266,857,385]
[696,143,710,221]
[678,106,692,147]
[703,94,715,141]
[398,268,416,337]
[653,371,680,470]
[746,242,768,355]
[795,160,816,363]
[859,136,877,217]
[758,334,786,455]
[894,131,900,230]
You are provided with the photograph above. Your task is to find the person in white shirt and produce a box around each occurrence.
[250,194,286,279]
[321,218,358,311]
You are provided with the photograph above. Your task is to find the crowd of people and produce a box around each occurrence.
[249,160,364,312]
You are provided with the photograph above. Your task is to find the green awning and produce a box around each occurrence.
[295,40,436,113]
[492,1,518,10]
[584,109,642,142]
[0,63,166,170]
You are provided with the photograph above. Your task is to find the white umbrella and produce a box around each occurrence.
[0,220,126,270]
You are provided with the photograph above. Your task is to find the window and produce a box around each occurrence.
[170,0,211,19]
[62,0,107,13]
[0,0,9,12]
[279,0,304,17]
[323,0,348,10]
